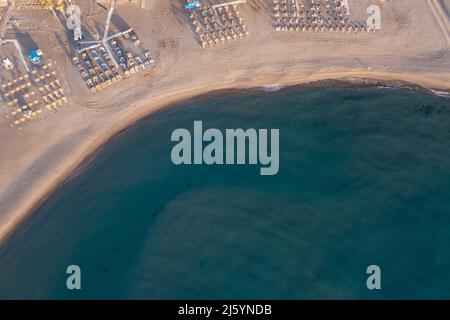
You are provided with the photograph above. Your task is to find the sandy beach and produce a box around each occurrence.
[1,0,450,245]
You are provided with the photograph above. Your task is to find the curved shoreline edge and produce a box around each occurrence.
[1,70,450,246]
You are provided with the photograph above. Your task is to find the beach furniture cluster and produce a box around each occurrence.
[188,4,249,48]
[33,63,68,111]
[272,0,373,33]
[74,30,155,94]
[1,74,42,126]
[0,62,68,127]
[73,45,122,94]
[110,31,156,78]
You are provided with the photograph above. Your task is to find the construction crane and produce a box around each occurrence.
[185,0,246,10]
[78,0,132,69]
[0,0,30,72]
[212,0,246,9]
[80,0,117,46]
[0,0,15,39]
[103,0,116,41]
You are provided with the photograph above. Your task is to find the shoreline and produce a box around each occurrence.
[1,70,450,246]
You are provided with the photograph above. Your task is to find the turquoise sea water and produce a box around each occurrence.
[1,85,450,299]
